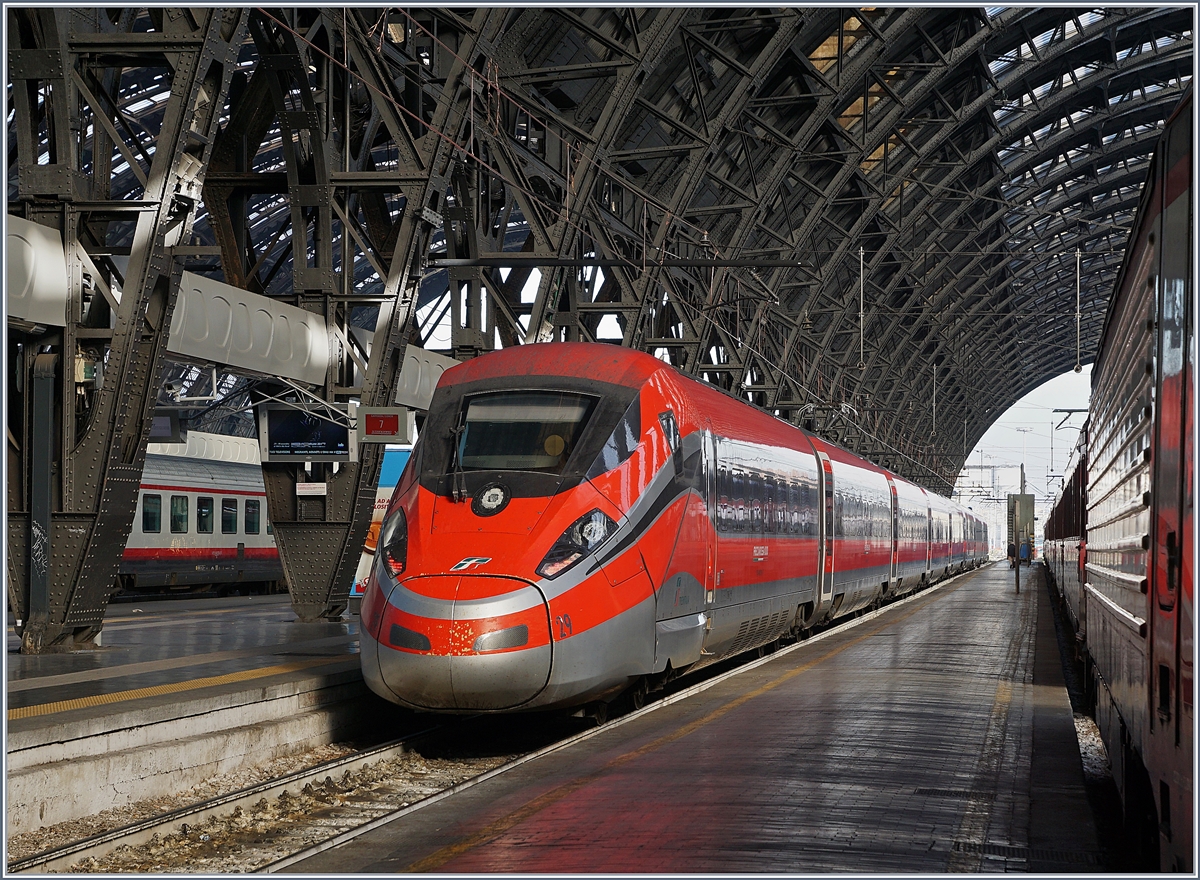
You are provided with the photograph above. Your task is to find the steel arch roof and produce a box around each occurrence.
[9,6,1192,492]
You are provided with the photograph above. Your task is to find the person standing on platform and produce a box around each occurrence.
[1007,541,1017,568]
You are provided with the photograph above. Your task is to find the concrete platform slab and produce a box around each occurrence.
[5,596,365,835]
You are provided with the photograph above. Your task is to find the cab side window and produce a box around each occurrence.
[658,410,680,453]
[586,394,641,479]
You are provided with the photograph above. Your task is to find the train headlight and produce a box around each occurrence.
[536,509,617,579]
[379,508,408,578]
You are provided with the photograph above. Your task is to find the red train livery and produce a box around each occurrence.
[360,341,987,716]
[1044,90,1191,871]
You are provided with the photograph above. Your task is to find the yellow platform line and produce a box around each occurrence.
[8,656,350,721]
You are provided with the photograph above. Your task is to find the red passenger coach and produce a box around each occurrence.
[360,342,987,715]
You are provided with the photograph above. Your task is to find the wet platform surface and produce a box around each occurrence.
[6,596,358,733]
[286,562,1104,873]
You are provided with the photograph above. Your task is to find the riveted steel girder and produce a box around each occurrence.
[7,8,250,650]
[7,7,1191,628]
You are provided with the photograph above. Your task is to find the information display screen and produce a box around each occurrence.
[148,411,182,443]
[259,405,357,462]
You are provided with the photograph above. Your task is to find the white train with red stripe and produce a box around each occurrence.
[360,342,987,714]
[120,431,283,594]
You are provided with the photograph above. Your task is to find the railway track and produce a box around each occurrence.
[9,572,969,873]
[7,732,440,874]
[7,708,592,873]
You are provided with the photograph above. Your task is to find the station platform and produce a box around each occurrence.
[6,596,363,836]
[284,562,1106,873]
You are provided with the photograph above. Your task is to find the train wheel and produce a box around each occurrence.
[584,701,608,726]
[615,679,648,714]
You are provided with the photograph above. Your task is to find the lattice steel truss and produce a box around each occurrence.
[6,7,1193,639]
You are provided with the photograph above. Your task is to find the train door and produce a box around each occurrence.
[816,452,835,604]
[926,504,936,581]
[951,513,960,571]
[705,429,718,610]
[655,423,709,623]
[1147,102,1193,870]
[887,477,898,590]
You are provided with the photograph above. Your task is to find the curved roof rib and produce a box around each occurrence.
[13,7,1189,492]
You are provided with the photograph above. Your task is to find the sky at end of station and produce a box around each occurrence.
[954,365,1091,548]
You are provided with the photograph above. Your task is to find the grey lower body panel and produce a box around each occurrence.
[655,613,707,670]
[532,593,657,709]
[363,591,657,713]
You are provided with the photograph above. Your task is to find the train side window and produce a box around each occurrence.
[795,482,805,535]
[142,494,161,533]
[170,495,188,533]
[717,464,731,531]
[774,478,785,533]
[788,481,799,533]
[245,500,261,535]
[784,480,793,532]
[266,519,273,535]
[729,465,739,528]
[750,473,763,532]
[797,480,807,534]
[762,478,774,534]
[197,497,214,534]
[222,498,238,534]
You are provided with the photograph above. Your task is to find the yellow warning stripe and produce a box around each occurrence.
[7,656,350,721]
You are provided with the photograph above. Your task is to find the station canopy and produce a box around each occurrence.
[8,6,1193,491]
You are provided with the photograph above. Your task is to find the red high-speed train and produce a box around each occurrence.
[360,342,988,717]
[1043,90,1192,872]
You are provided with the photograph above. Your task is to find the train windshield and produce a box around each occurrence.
[457,391,596,474]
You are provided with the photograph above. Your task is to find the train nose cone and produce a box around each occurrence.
[376,576,552,711]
